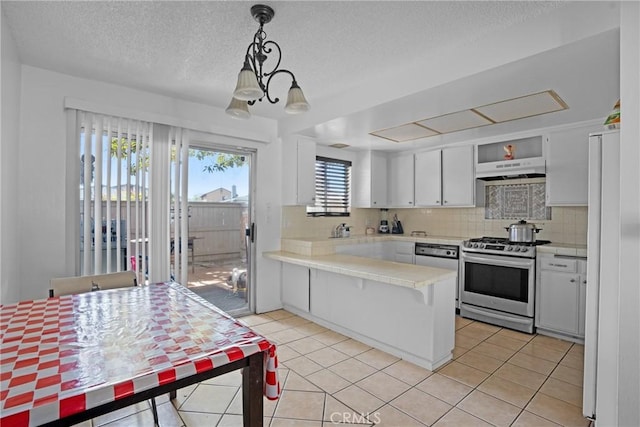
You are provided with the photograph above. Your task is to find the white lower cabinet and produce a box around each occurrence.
[281,263,310,312]
[394,241,415,264]
[535,254,587,341]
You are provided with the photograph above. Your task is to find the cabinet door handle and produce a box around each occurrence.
[570,279,576,283]
[436,200,440,204]
[444,200,448,204]
[582,280,587,284]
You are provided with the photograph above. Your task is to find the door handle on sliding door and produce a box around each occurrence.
[247,222,255,243]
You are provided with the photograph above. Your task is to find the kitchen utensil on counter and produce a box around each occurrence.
[505,219,542,242]
[366,226,376,235]
[379,220,389,233]
[391,214,404,234]
[410,231,427,237]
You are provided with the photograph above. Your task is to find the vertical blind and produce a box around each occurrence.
[307,156,352,216]
[77,113,189,285]
[79,112,152,277]
[169,127,190,286]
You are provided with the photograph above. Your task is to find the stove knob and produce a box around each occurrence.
[507,246,513,251]
[473,243,479,248]
[514,247,521,252]
[479,243,485,249]
[446,251,451,255]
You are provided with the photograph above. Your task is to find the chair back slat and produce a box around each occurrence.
[49,271,137,297]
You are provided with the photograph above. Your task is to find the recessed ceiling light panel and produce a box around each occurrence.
[370,123,439,142]
[474,90,568,123]
[417,109,494,134]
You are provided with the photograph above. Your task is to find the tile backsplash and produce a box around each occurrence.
[281,205,587,245]
[485,181,551,220]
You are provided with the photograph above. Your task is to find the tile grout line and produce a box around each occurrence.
[171,313,586,427]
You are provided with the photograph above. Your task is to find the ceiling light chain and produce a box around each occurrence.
[226,4,310,119]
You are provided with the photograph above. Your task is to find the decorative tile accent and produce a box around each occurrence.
[485,183,551,220]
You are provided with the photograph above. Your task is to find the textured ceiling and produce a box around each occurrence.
[2,1,565,121]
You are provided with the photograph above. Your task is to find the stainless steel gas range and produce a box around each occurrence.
[459,237,551,333]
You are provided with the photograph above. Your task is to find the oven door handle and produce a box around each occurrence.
[461,252,534,268]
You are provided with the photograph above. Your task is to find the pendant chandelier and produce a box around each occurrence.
[226,4,310,119]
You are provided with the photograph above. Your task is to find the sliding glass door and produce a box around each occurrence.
[179,145,255,316]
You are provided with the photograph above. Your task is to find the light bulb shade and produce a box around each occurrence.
[225,97,250,119]
[284,82,310,114]
[233,59,263,101]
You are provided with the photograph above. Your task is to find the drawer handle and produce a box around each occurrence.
[549,263,568,268]
[570,279,576,283]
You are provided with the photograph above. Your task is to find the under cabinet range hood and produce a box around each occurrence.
[475,156,546,180]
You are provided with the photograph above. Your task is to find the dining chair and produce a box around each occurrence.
[48,270,160,425]
[49,271,137,297]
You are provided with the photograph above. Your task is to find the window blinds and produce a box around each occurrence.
[170,127,190,286]
[79,112,152,278]
[308,156,352,217]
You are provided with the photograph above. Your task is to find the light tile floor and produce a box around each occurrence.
[90,311,589,426]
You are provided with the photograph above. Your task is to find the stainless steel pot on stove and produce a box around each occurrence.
[505,220,542,242]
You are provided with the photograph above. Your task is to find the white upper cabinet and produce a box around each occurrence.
[414,150,442,206]
[415,145,475,207]
[545,123,600,206]
[353,151,388,208]
[282,136,316,206]
[442,145,475,206]
[388,153,415,207]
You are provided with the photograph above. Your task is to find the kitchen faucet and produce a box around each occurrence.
[334,223,348,238]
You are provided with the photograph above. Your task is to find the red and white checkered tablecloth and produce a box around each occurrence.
[0,281,279,427]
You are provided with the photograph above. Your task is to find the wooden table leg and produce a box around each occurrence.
[242,352,264,426]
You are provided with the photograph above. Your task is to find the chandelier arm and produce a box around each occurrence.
[264,69,297,104]
[261,41,282,78]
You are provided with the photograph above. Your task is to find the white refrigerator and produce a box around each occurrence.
[583,130,620,422]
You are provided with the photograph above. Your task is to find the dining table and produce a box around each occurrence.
[0,281,279,426]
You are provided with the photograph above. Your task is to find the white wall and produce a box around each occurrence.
[1,10,22,304]
[610,2,640,426]
[12,65,282,305]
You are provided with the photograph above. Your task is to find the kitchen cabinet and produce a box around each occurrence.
[309,269,330,321]
[281,263,310,312]
[282,137,316,206]
[335,242,385,259]
[545,124,600,206]
[388,153,414,207]
[414,150,441,207]
[535,254,587,341]
[415,146,475,207]
[353,150,387,208]
[394,241,415,264]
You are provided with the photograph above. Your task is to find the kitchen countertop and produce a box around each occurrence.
[538,243,588,258]
[280,234,587,257]
[263,251,457,289]
[281,234,464,256]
